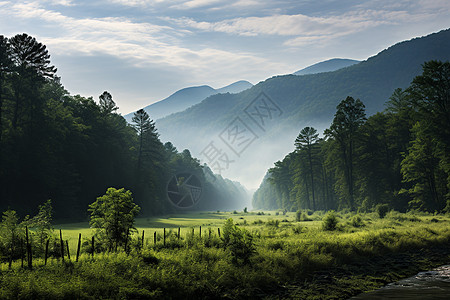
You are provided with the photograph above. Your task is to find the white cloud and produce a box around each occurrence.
[1,0,284,80]
[164,12,389,39]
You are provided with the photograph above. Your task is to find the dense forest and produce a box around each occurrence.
[0,33,247,220]
[253,60,450,213]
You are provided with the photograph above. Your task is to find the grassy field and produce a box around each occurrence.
[1,210,450,299]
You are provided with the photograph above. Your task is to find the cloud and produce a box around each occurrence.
[1,1,285,83]
[171,0,222,9]
[165,12,390,37]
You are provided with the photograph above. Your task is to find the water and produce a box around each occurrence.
[351,265,450,299]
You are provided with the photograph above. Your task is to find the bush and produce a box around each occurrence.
[350,215,365,227]
[292,225,303,234]
[375,204,390,219]
[322,211,339,231]
[296,210,312,222]
[222,219,255,265]
[266,219,280,227]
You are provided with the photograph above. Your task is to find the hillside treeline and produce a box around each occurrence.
[253,61,450,213]
[0,33,246,220]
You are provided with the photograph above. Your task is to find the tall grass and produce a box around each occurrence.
[1,211,449,299]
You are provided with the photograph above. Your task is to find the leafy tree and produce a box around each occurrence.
[29,199,53,247]
[0,210,23,262]
[88,188,140,251]
[325,96,366,211]
[401,122,446,211]
[407,60,450,210]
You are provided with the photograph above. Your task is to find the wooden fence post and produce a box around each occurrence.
[199,226,201,238]
[76,233,81,262]
[45,239,50,265]
[154,231,156,244]
[91,236,95,257]
[141,230,145,249]
[163,228,166,246]
[66,240,71,260]
[218,228,221,237]
[20,238,24,268]
[26,226,32,269]
[59,229,64,262]
[178,227,180,240]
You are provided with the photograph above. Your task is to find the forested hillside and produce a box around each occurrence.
[253,61,450,213]
[123,80,252,123]
[155,29,450,188]
[0,34,247,220]
[293,58,360,76]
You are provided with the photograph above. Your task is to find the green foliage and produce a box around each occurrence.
[1,212,450,299]
[350,215,365,227]
[253,60,450,215]
[243,207,248,213]
[89,188,140,250]
[222,218,255,265]
[29,200,53,247]
[322,211,339,231]
[375,204,389,218]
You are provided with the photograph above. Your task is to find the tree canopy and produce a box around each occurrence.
[253,61,450,213]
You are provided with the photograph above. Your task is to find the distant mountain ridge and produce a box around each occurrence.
[293,58,360,75]
[124,80,252,122]
[154,28,450,189]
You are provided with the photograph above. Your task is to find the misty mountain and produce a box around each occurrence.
[155,28,450,190]
[293,58,360,75]
[124,80,252,122]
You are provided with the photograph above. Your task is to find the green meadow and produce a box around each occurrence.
[1,210,450,299]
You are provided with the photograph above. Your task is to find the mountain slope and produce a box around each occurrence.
[156,29,450,189]
[294,58,360,75]
[124,80,252,122]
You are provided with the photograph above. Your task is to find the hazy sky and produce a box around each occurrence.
[1,0,449,115]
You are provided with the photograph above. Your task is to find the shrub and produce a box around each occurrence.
[375,204,389,219]
[296,210,312,222]
[350,215,365,227]
[222,218,255,265]
[322,211,339,231]
[266,219,279,227]
[141,250,159,265]
[243,207,248,213]
[292,225,303,234]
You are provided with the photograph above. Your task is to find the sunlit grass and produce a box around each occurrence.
[2,211,450,299]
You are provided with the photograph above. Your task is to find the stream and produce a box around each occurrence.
[350,265,450,299]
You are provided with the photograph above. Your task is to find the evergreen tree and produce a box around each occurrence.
[325,97,366,211]
[295,127,319,210]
